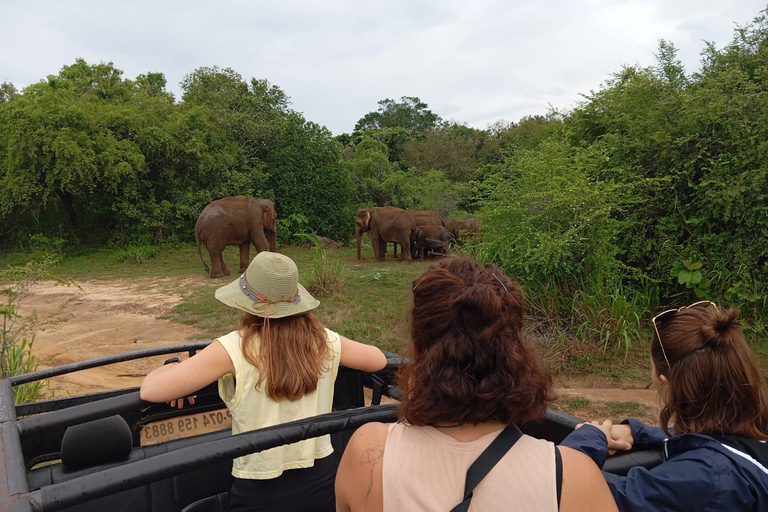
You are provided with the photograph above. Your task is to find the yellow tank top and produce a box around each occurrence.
[217,327,342,479]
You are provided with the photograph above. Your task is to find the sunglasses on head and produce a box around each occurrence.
[651,300,719,369]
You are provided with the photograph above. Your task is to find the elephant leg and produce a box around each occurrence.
[371,232,381,261]
[251,229,270,254]
[400,235,413,261]
[220,252,232,276]
[209,250,226,278]
[377,239,387,261]
[239,242,250,273]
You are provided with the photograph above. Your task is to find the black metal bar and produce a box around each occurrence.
[16,388,139,417]
[10,342,212,386]
[0,380,33,512]
[18,392,144,440]
[32,404,399,512]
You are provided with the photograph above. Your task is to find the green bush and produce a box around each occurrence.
[1,255,71,403]
[307,242,345,298]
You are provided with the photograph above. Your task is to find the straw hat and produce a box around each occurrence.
[215,252,319,318]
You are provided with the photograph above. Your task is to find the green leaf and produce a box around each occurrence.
[690,262,703,270]
[678,269,691,284]
[683,260,692,270]
[689,270,702,284]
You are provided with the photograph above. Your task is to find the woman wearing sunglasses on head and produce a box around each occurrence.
[562,301,768,511]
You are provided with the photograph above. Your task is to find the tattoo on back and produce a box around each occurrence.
[360,447,384,511]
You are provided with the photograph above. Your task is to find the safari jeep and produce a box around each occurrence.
[0,341,661,512]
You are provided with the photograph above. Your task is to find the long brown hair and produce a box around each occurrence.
[652,306,768,439]
[398,258,554,426]
[240,312,329,401]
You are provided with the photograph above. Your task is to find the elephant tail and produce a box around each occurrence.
[195,230,210,274]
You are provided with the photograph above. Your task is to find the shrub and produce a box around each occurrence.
[0,255,72,403]
[307,242,344,298]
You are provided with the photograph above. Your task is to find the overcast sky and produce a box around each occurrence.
[1,1,765,134]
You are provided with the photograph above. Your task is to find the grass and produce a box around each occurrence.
[4,242,762,384]
[0,244,431,354]
[553,397,655,424]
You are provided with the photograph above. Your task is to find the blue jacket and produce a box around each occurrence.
[561,419,768,512]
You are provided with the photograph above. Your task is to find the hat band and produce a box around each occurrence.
[239,274,301,305]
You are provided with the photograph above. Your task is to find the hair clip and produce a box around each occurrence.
[492,273,509,293]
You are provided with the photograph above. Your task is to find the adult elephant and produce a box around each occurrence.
[355,207,418,261]
[408,209,445,227]
[387,209,445,258]
[412,224,454,260]
[195,197,278,278]
[445,217,481,246]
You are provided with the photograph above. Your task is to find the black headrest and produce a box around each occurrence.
[61,415,133,470]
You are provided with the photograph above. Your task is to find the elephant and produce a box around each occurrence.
[387,210,445,257]
[355,207,418,262]
[445,217,481,247]
[412,224,454,260]
[408,209,445,227]
[195,197,278,278]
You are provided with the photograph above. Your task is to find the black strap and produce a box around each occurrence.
[555,446,563,510]
[450,424,523,512]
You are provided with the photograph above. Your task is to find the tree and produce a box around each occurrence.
[0,82,18,103]
[354,96,441,133]
[342,137,408,207]
[402,123,492,182]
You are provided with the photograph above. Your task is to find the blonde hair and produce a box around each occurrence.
[240,312,330,400]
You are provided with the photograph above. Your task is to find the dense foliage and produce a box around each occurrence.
[0,63,351,244]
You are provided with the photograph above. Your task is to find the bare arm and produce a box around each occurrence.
[336,422,389,512]
[339,336,388,373]
[140,340,235,403]
[559,446,619,512]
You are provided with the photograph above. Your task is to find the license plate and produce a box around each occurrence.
[140,409,232,446]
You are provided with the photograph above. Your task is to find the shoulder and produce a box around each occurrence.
[558,446,619,512]
[345,422,390,459]
[336,423,390,512]
[324,327,341,347]
[216,330,243,348]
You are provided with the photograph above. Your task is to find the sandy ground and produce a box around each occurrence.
[17,278,201,396]
[16,278,660,421]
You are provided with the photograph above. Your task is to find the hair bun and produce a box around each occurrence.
[703,309,740,349]
[453,282,501,326]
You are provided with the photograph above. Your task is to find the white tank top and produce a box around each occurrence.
[382,422,558,512]
[217,327,342,479]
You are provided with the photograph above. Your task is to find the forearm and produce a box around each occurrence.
[140,363,180,402]
[561,424,609,468]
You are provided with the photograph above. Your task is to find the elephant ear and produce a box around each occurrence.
[364,211,371,225]
[262,204,277,228]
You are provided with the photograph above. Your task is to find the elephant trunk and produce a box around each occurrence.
[356,229,362,260]
[268,230,277,252]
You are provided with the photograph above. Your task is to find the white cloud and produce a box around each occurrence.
[1,0,764,133]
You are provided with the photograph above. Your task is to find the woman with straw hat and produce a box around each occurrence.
[141,252,388,512]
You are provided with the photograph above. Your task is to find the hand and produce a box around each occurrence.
[607,423,634,455]
[576,420,633,455]
[169,395,196,409]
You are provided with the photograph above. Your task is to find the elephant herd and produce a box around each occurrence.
[194,196,480,278]
[355,206,480,262]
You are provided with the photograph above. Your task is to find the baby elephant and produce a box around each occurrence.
[412,225,454,260]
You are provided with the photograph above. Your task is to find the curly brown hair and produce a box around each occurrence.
[652,304,768,439]
[397,257,554,426]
